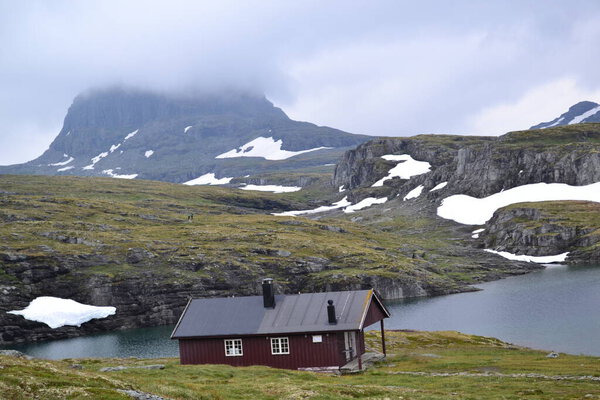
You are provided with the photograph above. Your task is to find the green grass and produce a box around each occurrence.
[0,174,535,295]
[2,330,599,399]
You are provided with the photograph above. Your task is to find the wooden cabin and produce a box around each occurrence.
[171,278,391,370]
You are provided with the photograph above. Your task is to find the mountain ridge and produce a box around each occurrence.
[530,100,600,129]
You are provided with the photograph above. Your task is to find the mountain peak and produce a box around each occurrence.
[530,100,600,130]
[0,87,368,183]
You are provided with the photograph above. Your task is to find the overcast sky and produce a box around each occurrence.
[2,0,600,165]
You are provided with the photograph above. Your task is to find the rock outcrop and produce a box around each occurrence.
[482,201,600,264]
[333,124,600,200]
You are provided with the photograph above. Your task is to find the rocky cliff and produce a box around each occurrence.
[334,124,600,200]
[482,201,600,264]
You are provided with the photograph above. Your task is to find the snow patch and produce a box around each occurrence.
[109,143,121,153]
[484,249,569,264]
[48,156,74,166]
[216,137,331,161]
[102,169,138,179]
[7,296,116,329]
[241,184,301,193]
[83,152,109,170]
[430,182,447,192]
[124,129,139,141]
[437,182,600,225]
[543,117,564,129]
[569,105,600,124]
[183,173,233,185]
[57,166,74,172]
[339,185,345,193]
[184,126,193,133]
[404,185,424,200]
[273,197,351,217]
[343,197,388,213]
[471,228,484,239]
[372,155,431,187]
[144,150,154,158]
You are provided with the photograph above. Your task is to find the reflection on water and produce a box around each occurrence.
[384,264,600,356]
[3,325,178,360]
[3,264,599,359]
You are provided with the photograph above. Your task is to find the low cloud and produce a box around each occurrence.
[2,1,600,164]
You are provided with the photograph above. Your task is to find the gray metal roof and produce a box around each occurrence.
[171,289,388,339]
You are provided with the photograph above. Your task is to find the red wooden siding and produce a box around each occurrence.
[362,297,387,328]
[180,332,347,369]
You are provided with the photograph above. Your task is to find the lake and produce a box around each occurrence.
[4,263,599,359]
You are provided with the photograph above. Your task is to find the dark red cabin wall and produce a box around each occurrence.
[179,332,346,369]
[363,298,387,328]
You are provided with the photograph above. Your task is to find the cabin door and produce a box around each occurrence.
[343,331,357,361]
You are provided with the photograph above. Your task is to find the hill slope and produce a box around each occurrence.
[0,175,537,345]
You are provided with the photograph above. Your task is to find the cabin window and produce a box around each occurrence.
[224,339,243,356]
[271,337,289,355]
[312,335,323,343]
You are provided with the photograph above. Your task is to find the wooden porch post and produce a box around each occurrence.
[380,319,386,356]
[357,354,362,370]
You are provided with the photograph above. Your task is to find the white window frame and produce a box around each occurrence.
[224,338,243,357]
[270,337,290,355]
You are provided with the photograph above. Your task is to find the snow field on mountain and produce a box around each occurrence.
[273,197,352,216]
[144,150,154,158]
[48,156,74,166]
[343,197,388,213]
[216,137,331,161]
[183,173,233,185]
[83,129,140,170]
[8,297,116,329]
[430,181,447,191]
[184,126,192,133]
[102,169,138,179]
[484,249,569,264]
[240,184,301,193]
[437,182,600,225]
[569,105,600,124]
[404,185,424,200]
[372,154,431,187]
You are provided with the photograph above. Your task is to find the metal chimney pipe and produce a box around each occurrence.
[262,278,275,308]
[327,299,337,324]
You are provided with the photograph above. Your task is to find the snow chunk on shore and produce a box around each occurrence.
[437,182,600,225]
[8,296,116,329]
[241,184,301,193]
[216,137,330,161]
[485,249,569,263]
[343,197,388,213]
[273,197,351,216]
[372,155,431,187]
[404,185,424,200]
[183,173,233,185]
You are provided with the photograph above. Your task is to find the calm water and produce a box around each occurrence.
[4,264,600,359]
[386,264,600,356]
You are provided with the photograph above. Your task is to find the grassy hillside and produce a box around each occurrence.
[0,174,536,298]
[1,330,599,399]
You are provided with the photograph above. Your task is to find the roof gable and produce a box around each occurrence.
[171,289,387,339]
